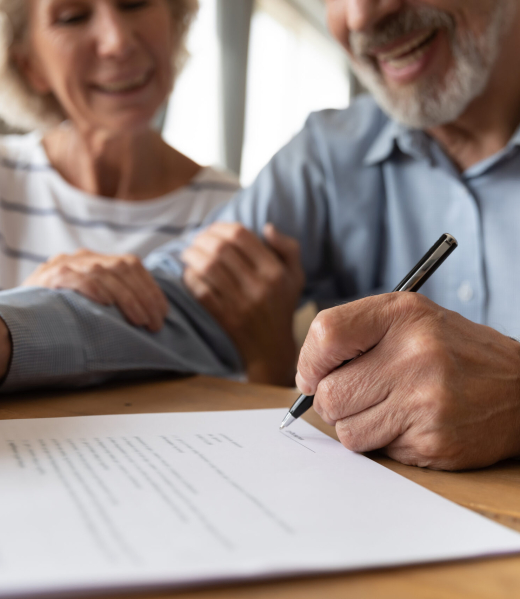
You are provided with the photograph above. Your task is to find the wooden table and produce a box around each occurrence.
[2,375,520,599]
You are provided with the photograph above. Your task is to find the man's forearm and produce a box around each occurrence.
[0,274,242,393]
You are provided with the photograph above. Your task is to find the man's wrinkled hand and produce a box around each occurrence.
[296,293,520,471]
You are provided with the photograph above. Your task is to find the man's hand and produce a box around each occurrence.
[23,250,169,332]
[296,293,520,471]
[182,223,305,386]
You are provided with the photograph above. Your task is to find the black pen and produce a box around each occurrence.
[279,233,458,430]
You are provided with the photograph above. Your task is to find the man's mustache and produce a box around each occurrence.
[349,6,454,58]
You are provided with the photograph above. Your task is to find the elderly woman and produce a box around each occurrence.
[0,0,304,388]
[0,0,239,331]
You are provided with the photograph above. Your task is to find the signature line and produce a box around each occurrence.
[281,433,316,453]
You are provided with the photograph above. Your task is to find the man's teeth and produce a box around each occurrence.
[377,29,437,68]
[98,73,148,92]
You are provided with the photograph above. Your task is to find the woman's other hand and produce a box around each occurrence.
[182,223,305,386]
[22,250,169,332]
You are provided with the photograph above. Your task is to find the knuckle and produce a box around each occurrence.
[415,432,459,468]
[198,288,215,306]
[212,238,229,255]
[336,420,363,451]
[246,284,266,308]
[56,264,73,278]
[199,258,219,280]
[50,253,70,266]
[403,332,450,373]
[316,376,345,422]
[266,265,284,287]
[124,254,140,268]
[228,224,249,245]
[309,309,337,351]
[393,290,432,317]
[114,257,130,274]
[90,263,105,275]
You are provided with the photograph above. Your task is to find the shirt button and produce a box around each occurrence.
[457,281,474,303]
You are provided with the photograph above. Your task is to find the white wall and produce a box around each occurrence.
[162,0,350,185]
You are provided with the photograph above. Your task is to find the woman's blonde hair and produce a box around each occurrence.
[0,0,199,131]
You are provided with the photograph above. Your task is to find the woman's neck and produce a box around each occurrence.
[43,124,201,200]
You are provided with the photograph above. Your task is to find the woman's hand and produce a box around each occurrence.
[22,250,169,332]
[182,223,305,386]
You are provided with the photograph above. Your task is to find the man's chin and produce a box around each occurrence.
[351,64,473,130]
[371,87,453,129]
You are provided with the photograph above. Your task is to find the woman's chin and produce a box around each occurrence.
[81,110,160,135]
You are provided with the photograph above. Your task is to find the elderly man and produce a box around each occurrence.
[0,0,520,472]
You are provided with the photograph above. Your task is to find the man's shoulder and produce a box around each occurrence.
[304,94,390,163]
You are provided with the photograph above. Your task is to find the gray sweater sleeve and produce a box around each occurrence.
[0,271,242,392]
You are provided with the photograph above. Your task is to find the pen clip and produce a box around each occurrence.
[393,233,458,293]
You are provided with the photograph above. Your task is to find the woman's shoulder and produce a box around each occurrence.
[145,165,241,226]
[189,166,241,194]
[0,131,50,173]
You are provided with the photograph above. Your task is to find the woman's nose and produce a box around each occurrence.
[95,7,136,59]
[342,0,406,32]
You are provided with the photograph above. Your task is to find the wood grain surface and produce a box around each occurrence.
[2,375,520,599]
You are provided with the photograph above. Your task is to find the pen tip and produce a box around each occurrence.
[279,413,295,430]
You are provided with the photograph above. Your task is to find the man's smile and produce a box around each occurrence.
[370,28,441,83]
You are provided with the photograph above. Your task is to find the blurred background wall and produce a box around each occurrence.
[163,0,354,185]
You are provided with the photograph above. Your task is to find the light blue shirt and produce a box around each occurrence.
[0,95,519,391]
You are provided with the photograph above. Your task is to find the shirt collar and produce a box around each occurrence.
[462,121,520,179]
[363,118,433,166]
[364,114,520,173]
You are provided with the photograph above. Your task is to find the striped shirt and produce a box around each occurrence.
[0,132,240,289]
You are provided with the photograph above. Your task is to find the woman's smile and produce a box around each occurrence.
[91,69,154,95]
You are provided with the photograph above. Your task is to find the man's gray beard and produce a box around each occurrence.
[349,3,513,130]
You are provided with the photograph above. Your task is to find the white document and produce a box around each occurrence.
[1,408,520,597]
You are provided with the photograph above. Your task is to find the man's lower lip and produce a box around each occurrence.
[378,32,441,84]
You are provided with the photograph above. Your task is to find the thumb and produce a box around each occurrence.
[295,294,399,395]
[263,223,301,270]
